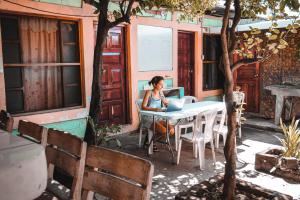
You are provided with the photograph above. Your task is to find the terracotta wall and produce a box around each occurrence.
[260,33,300,118]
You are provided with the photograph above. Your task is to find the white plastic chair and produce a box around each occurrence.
[174,96,198,151]
[177,109,218,170]
[216,92,245,139]
[233,91,245,138]
[213,107,228,148]
[182,96,198,104]
[136,99,147,148]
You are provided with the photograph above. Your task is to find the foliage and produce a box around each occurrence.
[87,116,122,147]
[279,118,300,158]
[90,0,218,22]
[235,20,300,61]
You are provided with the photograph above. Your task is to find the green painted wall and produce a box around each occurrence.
[203,18,222,27]
[34,0,82,7]
[177,13,198,24]
[12,118,87,139]
[138,78,173,98]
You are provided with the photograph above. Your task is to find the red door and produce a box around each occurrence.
[178,31,194,96]
[234,62,260,113]
[97,27,127,124]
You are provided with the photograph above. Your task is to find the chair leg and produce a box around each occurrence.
[175,125,179,151]
[193,143,198,158]
[198,141,205,170]
[238,125,242,138]
[210,140,216,166]
[176,139,182,165]
[215,132,220,149]
[148,129,153,155]
[139,126,143,148]
[223,133,227,147]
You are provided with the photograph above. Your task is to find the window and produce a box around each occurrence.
[202,34,224,90]
[1,15,82,114]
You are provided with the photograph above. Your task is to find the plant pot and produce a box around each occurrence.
[175,174,292,200]
[255,148,300,183]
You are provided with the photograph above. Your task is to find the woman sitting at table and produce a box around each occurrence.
[142,76,175,137]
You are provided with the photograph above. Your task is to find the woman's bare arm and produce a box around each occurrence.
[142,90,161,111]
[160,91,169,106]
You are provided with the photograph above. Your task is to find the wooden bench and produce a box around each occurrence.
[82,146,154,200]
[18,120,47,147]
[36,129,87,200]
[0,110,14,132]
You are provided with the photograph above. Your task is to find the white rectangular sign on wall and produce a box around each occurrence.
[137,25,173,71]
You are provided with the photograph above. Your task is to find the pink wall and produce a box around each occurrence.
[125,15,222,133]
[0,0,222,133]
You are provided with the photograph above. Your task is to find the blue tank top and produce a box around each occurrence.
[147,91,162,109]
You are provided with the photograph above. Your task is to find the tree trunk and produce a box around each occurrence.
[222,79,237,199]
[221,0,237,198]
[84,13,109,144]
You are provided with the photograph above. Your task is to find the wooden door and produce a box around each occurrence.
[99,27,127,124]
[178,32,194,96]
[234,62,260,113]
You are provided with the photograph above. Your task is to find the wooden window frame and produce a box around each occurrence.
[0,14,86,116]
[202,33,223,91]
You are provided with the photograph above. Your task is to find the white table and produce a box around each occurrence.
[140,101,225,163]
[0,130,47,200]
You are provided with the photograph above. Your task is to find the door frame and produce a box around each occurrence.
[177,30,195,96]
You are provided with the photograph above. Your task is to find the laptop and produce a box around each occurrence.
[163,99,185,112]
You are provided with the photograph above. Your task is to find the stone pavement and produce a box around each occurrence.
[99,127,300,200]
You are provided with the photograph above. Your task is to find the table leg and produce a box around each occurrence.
[148,116,155,155]
[275,95,284,125]
[165,119,175,164]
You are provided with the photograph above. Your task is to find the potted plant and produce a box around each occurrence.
[255,118,300,182]
[87,116,122,147]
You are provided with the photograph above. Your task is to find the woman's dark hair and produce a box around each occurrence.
[148,76,164,86]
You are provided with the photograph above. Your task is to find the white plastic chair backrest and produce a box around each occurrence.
[201,109,218,141]
[135,99,143,121]
[183,96,198,104]
[217,107,227,132]
[233,91,245,105]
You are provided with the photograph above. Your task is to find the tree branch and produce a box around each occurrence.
[119,0,126,16]
[228,0,241,55]
[221,0,233,79]
[83,0,100,8]
[231,57,261,72]
[109,0,135,28]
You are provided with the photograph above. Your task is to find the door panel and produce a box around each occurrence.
[178,32,194,96]
[235,62,260,113]
[96,26,127,124]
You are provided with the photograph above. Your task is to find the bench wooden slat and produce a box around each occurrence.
[85,146,153,186]
[47,128,82,156]
[46,147,77,177]
[83,169,145,200]
[18,120,46,146]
